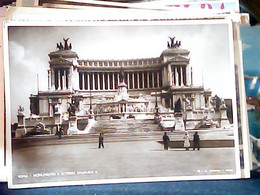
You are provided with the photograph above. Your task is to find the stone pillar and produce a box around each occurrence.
[147,72,150,88]
[142,72,145,88]
[168,64,172,86]
[180,67,184,86]
[157,72,160,88]
[137,72,140,89]
[51,69,55,90]
[132,73,135,89]
[68,67,72,90]
[82,72,85,90]
[152,72,155,88]
[127,72,130,87]
[108,73,110,90]
[113,73,115,89]
[98,73,100,90]
[186,66,189,86]
[102,73,105,90]
[92,72,95,90]
[58,70,61,90]
[87,73,90,90]
[48,70,51,90]
[64,70,67,90]
[191,67,194,86]
[175,67,179,86]
[200,94,204,108]
[165,67,168,86]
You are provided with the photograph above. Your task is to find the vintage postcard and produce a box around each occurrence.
[4,19,247,188]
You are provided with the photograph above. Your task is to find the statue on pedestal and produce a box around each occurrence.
[174,98,182,113]
[17,105,24,115]
[68,100,76,117]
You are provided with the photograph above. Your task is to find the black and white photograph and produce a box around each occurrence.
[5,19,243,188]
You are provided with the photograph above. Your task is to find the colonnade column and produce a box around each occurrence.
[137,72,140,89]
[64,70,67,89]
[108,73,110,90]
[168,64,172,86]
[157,72,160,88]
[112,73,115,89]
[51,69,55,90]
[97,73,100,90]
[102,73,105,90]
[147,72,149,88]
[127,73,130,87]
[180,67,184,86]
[186,66,189,86]
[82,73,85,90]
[132,73,135,89]
[58,70,61,90]
[200,94,204,109]
[69,67,72,90]
[175,67,179,86]
[152,72,155,88]
[142,72,145,88]
[164,67,168,86]
[48,70,51,90]
[92,73,95,90]
[87,73,90,90]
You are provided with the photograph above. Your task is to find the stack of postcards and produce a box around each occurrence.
[0,0,256,189]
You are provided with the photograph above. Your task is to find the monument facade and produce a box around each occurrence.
[18,37,231,136]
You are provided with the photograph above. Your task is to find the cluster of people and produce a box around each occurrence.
[98,130,200,150]
[163,131,200,151]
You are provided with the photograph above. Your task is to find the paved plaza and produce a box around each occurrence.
[12,136,237,185]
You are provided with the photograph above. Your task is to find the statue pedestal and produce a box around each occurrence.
[67,116,78,135]
[219,106,230,128]
[17,113,25,126]
[16,113,27,137]
[185,107,195,129]
[15,128,26,138]
[174,112,185,131]
[54,113,61,125]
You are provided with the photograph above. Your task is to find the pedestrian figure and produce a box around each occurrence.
[163,132,170,150]
[171,125,175,132]
[183,131,190,151]
[99,132,104,148]
[193,131,200,150]
[57,125,62,140]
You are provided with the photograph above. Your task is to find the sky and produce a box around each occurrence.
[8,21,236,123]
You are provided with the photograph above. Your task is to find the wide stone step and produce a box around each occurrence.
[90,119,159,133]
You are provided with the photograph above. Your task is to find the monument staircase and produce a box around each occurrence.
[86,117,202,142]
[90,119,158,136]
